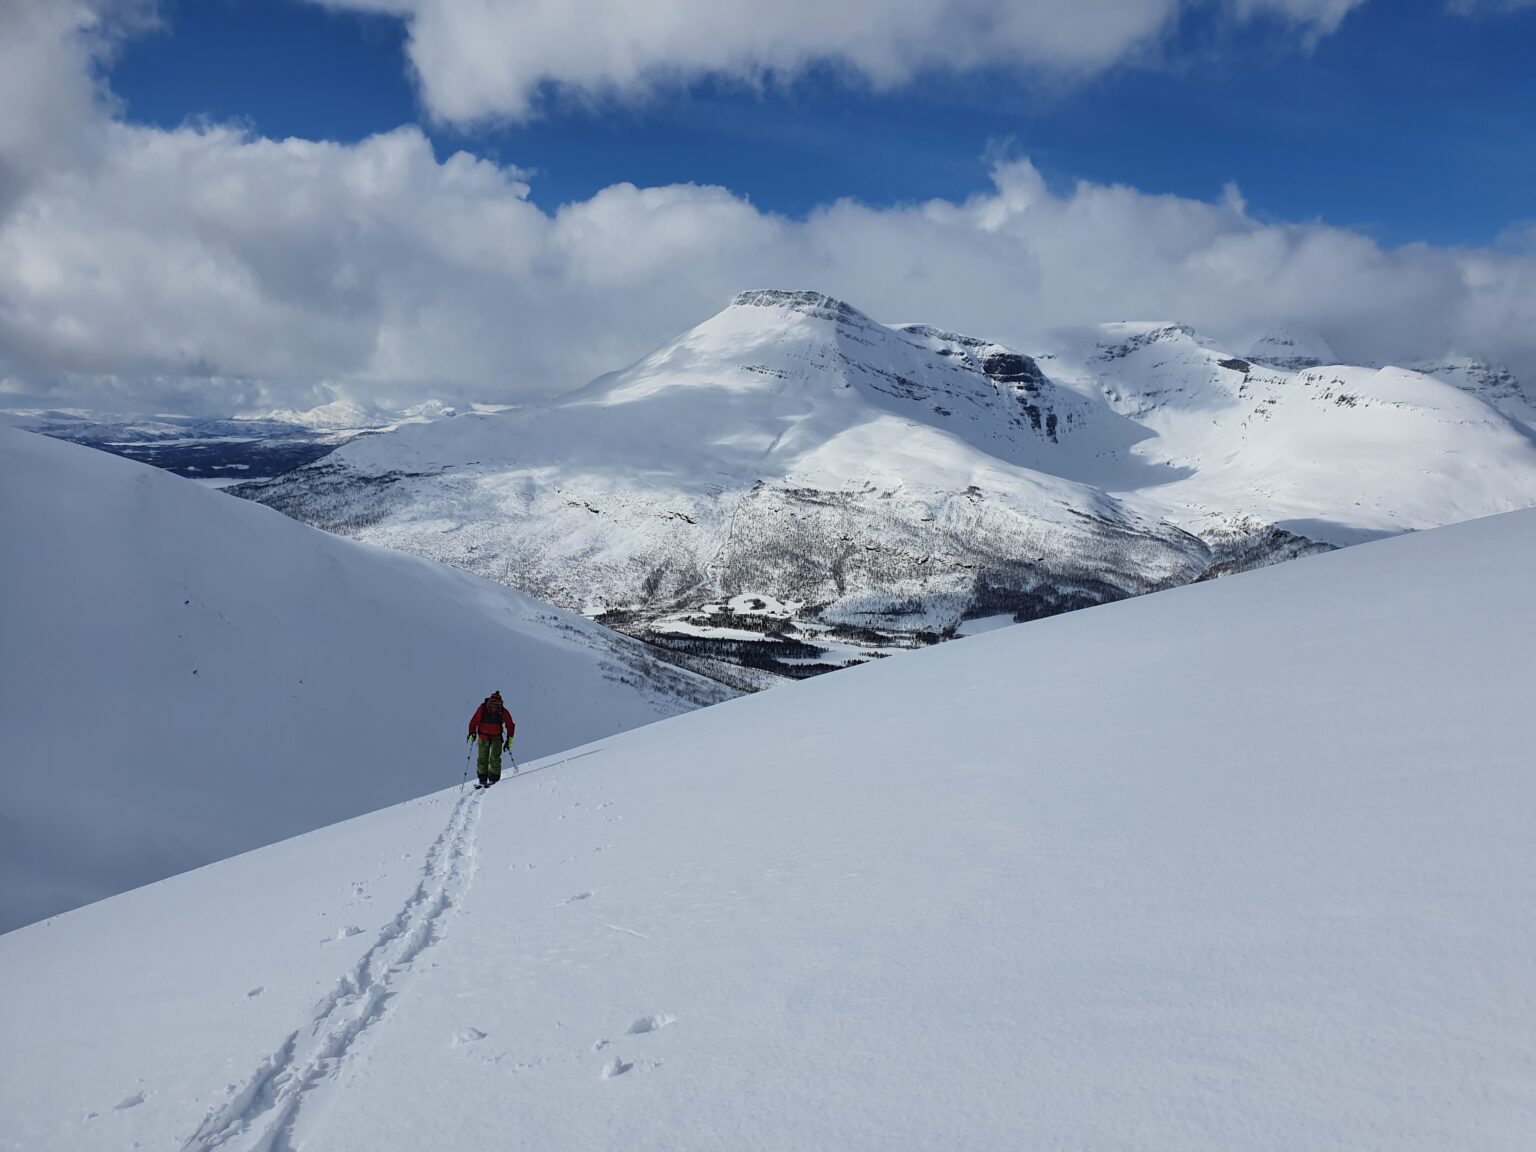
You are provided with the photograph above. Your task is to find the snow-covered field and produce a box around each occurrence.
[3,506,1531,1150]
[0,428,730,932]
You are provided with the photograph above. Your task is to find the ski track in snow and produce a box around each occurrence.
[179,792,482,1152]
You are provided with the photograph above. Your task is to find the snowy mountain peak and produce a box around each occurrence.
[247,397,459,431]
[398,399,458,422]
[243,294,1210,667]
[1088,322,1203,363]
[1410,356,1536,433]
[253,399,383,430]
[237,288,1536,684]
[727,288,874,328]
[897,324,1047,386]
[1248,327,1339,371]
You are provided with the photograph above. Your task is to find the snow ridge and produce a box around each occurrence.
[180,790,482,1152]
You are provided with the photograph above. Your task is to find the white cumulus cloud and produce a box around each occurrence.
[312,0,1369,124]
[0,1,154,212]
[1,0,1533,418]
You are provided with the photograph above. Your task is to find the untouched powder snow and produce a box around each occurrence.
[0,428,729,932]
[3,507,1533,1149]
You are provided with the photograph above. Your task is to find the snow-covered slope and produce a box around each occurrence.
[0,428,730,932]
[1044,321,1536,544]
[1409,355,1536,435]
[3,508,1533,1151]
[238,293,1536,675]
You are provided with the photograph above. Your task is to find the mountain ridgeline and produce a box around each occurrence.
[235,290,1536,685]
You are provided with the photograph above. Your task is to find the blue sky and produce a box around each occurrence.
[110,0,1535,247]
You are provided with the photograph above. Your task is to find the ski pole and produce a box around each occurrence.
[461,740,473,792]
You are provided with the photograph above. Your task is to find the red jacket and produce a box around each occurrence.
[469,699,515,741]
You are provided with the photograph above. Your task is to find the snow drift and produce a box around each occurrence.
[2,505,1532,1150]
[0,427,729,932]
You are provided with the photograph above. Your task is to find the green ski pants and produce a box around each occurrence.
[476,736,504,783]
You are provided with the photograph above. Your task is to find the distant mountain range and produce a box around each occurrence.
[222,290,1536,683]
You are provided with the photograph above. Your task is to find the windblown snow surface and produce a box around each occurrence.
[3,507,1532,1150]
[0,428,730,932]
